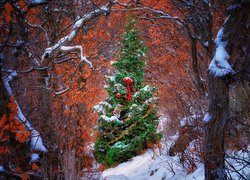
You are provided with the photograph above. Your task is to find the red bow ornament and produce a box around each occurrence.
[122,77,133,102]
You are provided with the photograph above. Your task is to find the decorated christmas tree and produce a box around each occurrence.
[93,19,161,165]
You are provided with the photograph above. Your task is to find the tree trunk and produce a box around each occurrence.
[205,75,229,179]
[0,64,9,117]
[38,69,58,179]
[205,2,250,179]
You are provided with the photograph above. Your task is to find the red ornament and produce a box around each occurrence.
[116,93,121,98]
[122,77,133,102]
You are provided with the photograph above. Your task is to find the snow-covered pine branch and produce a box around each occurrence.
[208,18,234,77]
[3,71,47,153]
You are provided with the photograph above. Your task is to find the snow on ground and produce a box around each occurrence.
[100,116,249,180]
[101,149,205,180]
[101,138,250,180]
[100,116,203,180]
[101,134,204,180]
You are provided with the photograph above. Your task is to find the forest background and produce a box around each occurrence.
[0,0,249,179]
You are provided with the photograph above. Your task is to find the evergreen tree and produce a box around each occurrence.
[93,19,161,165]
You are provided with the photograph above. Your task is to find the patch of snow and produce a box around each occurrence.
[0,53,4,60]
[100,6,108,12]
[30,130,48,152]
[133,92,140,97]
[112,142,129,149]
[103,175,129,180]
[208,27,234,77]
[15,40,25,46]
[30,153,40,163]
[226,146,250,179]
[30,0,45,3]
[0,165,4,173]
[68,30,76,41]
[73,19,84,29]
[158,116,169,132]
[203,112,212,122]
[180,115,202,127]
[227,4,241,11]
[106,76,115,82]
[183,164,205,180]
[114,83,126,92]
[4,71,18,100]
[94,102,111,115]
[130,104,143,111]
[141,85,151,92]
[203,41,209,47]
[100,115,122,123]
[144,97,158,105]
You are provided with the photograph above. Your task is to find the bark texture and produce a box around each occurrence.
[205,2,250,179]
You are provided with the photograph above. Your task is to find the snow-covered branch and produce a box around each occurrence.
[208,18,234,77]
[122,5,183,25]
[3,71,47,153]
[40,86,70,95]
[30,0,46,4]
[60,46,92,67]
[40,2,114,68]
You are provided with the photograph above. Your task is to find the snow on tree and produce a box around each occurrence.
[93,19,162,165]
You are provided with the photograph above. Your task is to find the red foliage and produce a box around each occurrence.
[4,2,13,22]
